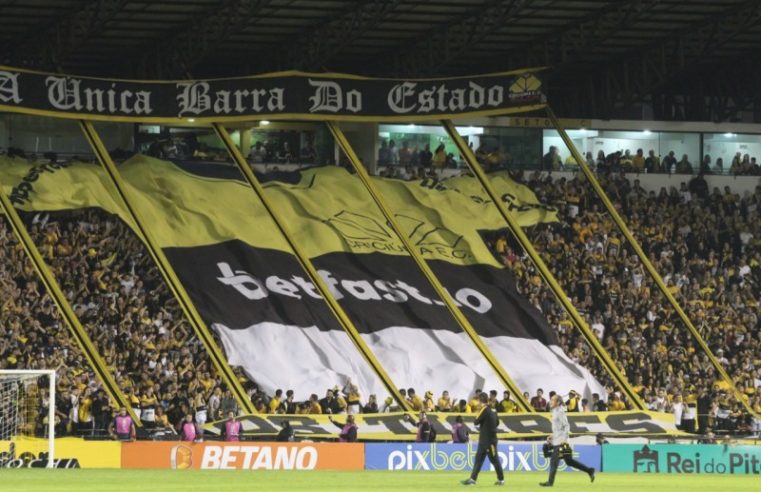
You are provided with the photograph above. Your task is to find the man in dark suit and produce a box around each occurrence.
[461,393,505,486]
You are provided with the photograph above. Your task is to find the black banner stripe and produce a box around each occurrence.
[164,242,557,344]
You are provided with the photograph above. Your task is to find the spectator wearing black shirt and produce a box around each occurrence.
[362,394,379,414]
[662,151,677,173]
[319,389,342,414]
[592,393,608,412]
[276,421,295,442]
[419,144,433,167]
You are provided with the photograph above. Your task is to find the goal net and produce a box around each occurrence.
[0,370,55,468]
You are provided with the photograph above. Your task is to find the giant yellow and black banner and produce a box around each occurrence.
[0,155,605,404]
[0,66,543,122]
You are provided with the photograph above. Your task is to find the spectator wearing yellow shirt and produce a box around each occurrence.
[454,399,472,413]
[154,406,171,431]
[268,389,283,413]
[468,390,483,413]
[564,154,581,168]
[334,389,348,414]
[423,391,436,412]
[631,148,645,172]
[437,390,452,411]
[566,390,580,412]
[78,387,94,436]
[608,393,626,411]
[407,388,424,412]
[494,237,507,255]
[499,391,519,413]
[308,394,322,414]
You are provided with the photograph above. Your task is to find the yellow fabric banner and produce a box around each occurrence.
[1,156,556,266]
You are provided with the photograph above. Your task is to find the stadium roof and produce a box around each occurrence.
[1,0,760,121]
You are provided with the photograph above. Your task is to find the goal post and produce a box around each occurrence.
[0,369,55,468]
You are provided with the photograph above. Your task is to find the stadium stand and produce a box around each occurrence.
[2,151,760,439]
[1,204,254,437]
[0,214,102,437]
[484,169,761,434]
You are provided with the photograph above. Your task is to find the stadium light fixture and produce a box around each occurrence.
[724,132,735,138]
[260,120,271,126]
[642,130,651,135]
[187,118,195,123]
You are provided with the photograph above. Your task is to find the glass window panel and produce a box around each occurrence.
[473,126,541,171]
[544,129,700,174]
[656,132,699,174]
[703,132,761,175]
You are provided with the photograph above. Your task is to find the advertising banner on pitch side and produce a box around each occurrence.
[365,442,601,472]
[603,444,761,475]
[120,441,364,470]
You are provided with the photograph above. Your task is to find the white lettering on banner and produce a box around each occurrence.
[0,71,22,104]
[487,86,504,106]
[455,288,492,314]
[386,444,537,471]
[468,82,484,108]
[222,446,238,469]
[387,81,505,114]
[204,412,677,440]
[216,263,268,300]
[215,262,494,314]
[46,76,81,110]
[389,446,431,470]
[387,82,417,113]
[308,79,362,113]
[176,82,211,116]
[200,445,318,470]
[45,76,152,114]
[201,445,221,468]
[176,82,285,117]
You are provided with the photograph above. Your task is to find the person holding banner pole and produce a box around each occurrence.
[540,395,595,487]
[461,392,505,486]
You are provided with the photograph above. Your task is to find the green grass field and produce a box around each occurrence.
[1,470,758,491]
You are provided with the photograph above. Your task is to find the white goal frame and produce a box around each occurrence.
[0,369,55,468]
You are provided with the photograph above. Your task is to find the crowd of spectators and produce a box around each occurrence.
[542,146,761,176]
[373,138,761,177]
[484,169,761,435]
[1,214,97,438]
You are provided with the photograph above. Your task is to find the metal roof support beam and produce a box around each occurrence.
[651,55,761,122]
[4,0,129,69]
[272,0,404,72]
[506,0,662,69]
[552,0,761,119]
[385,0,530,77]
[134,0,272,79]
